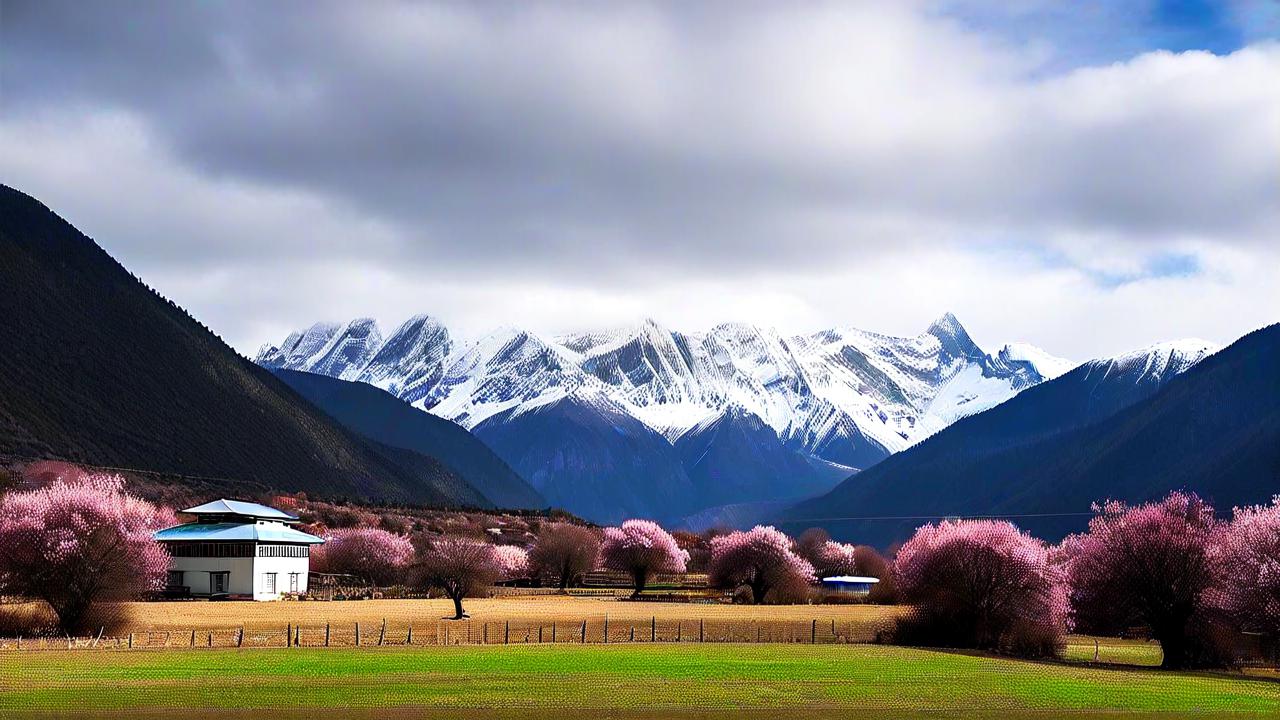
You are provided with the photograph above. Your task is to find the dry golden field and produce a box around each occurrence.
[2,596,905,648]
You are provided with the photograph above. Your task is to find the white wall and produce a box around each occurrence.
[252,555,312,600]
[166,549,312,601]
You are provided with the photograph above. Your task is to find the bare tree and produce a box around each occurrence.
[412,536,498,619]
[529,523,599,590]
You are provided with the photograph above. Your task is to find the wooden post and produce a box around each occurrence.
[811,619,817,644]
[238,628,244,648]
[325,623,330,647]
[538,626,543,644]
[286,624,291,648]
[580,619,586,643]
[504,620,509,644]
[355,621,361,646]
[676,622,681,642]
[379,619,386,646]
[629,625,635,642]
[16,636,20,651]
[407,625,413,645]
[127,633,132,650]
[190,629,196,648]
[93,627,104,648]
[699,618,704,643]
[652,616,656,642]
[604,615,608,644]
[207,632,212,648]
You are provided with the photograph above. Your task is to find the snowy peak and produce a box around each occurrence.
[1088,339,1219,385]
[256,321,340,370]
[358,314,452,403]
[998,343,1077,381]
[306,317,383,380]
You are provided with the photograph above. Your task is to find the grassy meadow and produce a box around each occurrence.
[3,643,1278,719]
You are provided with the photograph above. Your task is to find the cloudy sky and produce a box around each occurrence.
[3,0,1277,361]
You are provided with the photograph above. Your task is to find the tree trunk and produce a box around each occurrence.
[750,578,769,605]
[632,571,646,598]
[450,593,467,620]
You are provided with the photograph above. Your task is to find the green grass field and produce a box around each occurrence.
[2,644,1276,719]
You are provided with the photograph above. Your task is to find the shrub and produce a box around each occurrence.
[1064,492,1226,669]
[709,526,815,604]
[310,527,414,586]
[0,473,173,634]
[598,520,688,597]
[529,523,599,589]
[893,519,1067,658]
[412,536,498,619]
[853,545,897,604]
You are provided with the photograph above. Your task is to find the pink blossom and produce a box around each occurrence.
[492,544,531,581]
[0,472,173,634]
[895,518,1068,657]
[709,525,815,604]
[598,519,688,597]
[1211,496,1280,640]
[310,526,414,586]
[1064,492,1223,669]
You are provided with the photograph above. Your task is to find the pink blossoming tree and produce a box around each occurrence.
[894,519,1068,657]
[492,544,531,582]
[310,527,414,587]
[1212,497,1280,646]
[1064,492,1224,669]
[0,472,173,634]
[598,519,688,597]
[709,525,815,604]
[412,536,499,619]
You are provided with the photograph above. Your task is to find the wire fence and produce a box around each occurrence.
[0,615,888,651]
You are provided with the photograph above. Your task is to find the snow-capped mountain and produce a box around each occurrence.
[258,312,1066,462]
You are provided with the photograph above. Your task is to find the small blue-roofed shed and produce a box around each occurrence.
[820,575,881,596]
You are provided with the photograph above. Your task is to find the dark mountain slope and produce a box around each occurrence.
[0,184,487,507]
[674,406,848,509]
[271,369,544,508]
[472,394,697,524]
[781,325,1279,546]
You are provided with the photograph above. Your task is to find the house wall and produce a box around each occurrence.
[168,556,256,596]
[251,555,312,600]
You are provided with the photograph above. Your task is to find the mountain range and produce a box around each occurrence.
[779,330,1272,546]
[258,312,1182,523]
[0,184,507,509]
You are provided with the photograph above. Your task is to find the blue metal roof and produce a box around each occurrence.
[821,576,881,584]
[180,499,298,520]
[153,522,324,544]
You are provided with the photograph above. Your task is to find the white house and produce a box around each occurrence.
[153,499,324,601]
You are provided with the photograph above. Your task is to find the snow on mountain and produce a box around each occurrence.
[999,342,1078,381]
[256,312,1072,459]
[1088,338,1219,383]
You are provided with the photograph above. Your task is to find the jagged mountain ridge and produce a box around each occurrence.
[257,313,1079,522]
[258,312,1067,465]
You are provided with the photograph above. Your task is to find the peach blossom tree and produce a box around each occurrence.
[1212,497,1280,647]
[0,472,173,634]
[709,525,815,604]
[894,519,1068,657]
[598,519,688,597]
[310,527,414,587]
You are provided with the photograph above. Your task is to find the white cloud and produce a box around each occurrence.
[1,2,1276,360]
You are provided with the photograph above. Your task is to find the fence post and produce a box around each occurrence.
[127,633,132,650]
[93,627,104,648]
[699,618,704,643]
[504,620,509,645]
[811,619,817,644]
[296,625,301,646]
[552,623,556,643]
[286,624,291,648]
[379,619,386,646]
[581,620,586,643]
[407,625,413,645]
[604,615,608,644]
[238,627,244,648]
[538,626,543,644]
[325,623,330,647]
[652,616,656,642]
[677,622,681,642]
[355,622,361,646]
[629,625,635,642]
[207,632,212,648]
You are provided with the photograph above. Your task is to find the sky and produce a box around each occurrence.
[2,0,1277,361]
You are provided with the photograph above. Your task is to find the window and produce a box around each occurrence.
[211,572,229,594]
[257,544,309,558]
[289,573,299,593]
[166,542,253,558]
[264,573,277,594]
[166,570,184,588]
